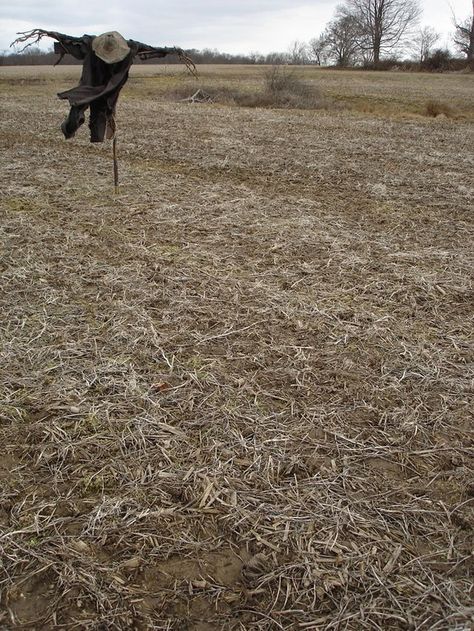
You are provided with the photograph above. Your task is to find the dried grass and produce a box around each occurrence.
[0,67,473,630]
[424,99,455,118]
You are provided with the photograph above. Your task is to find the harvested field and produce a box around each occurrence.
[0,65,473,630]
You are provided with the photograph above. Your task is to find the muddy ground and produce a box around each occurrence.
[0,66,473,629]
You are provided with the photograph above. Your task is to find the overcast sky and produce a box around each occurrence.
[1,0,469,55]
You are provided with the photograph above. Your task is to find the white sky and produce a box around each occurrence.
[0,0,470,55]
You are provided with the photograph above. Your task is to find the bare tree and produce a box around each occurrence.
[412,26,439,63]
[288,40,309,65]
[453,1,474,64]
[323,8,362,66]
[345,0,421,64]
[308,36,328,65]
[248,51,266,64]
[264,51,290,65]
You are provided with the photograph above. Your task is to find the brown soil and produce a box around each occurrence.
[0,66,473,630]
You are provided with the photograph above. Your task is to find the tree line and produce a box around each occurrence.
[303,0,473,68]
[2,0,473,69]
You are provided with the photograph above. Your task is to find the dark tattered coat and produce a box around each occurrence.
[51,32,168,142]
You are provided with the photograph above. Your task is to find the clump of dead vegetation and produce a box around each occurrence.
[238,65,329,109]
[423,98,456,118]
[173,65,331,110]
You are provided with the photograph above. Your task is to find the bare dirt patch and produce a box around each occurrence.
[0,65,473,629]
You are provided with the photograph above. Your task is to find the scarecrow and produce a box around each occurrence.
[10,29,196,189]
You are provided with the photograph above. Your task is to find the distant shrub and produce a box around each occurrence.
[359,52,470,73]
[362,57,401,71]
[263,65,304,95]
[424,99,455,118]
[421,49,464,72]
[237,66,327,109]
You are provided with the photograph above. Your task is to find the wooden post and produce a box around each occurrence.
[109,113,119,194]
[113,134,119,194]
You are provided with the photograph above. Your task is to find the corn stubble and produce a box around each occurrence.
[0,66,473,630]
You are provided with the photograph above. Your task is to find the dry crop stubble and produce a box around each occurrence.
[0,66,473,630]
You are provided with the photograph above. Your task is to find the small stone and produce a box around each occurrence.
[72,540,90,553]
[122,557,141,571]
[192,580,207,589]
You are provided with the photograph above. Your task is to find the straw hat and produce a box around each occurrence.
[92,31,130,64]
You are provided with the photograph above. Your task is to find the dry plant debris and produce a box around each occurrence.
[0,66,473,630]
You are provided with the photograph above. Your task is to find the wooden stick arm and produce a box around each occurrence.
[11,29,87,60]
[11,29,82,49]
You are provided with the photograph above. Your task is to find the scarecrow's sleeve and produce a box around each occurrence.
[129,40,182,60]
[130,42,197,75]
[50,31,89,60]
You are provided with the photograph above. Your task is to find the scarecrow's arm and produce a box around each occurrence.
[131,41,197,75]
[51,33,88,61]
[10,29,87,64]
[132,42,180,60]
[10,30,196,74]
